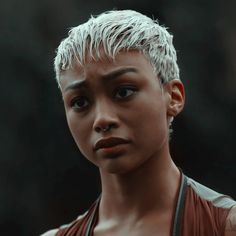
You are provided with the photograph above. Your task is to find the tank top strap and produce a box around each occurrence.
[171,172,188,236]
[84,196,100,236]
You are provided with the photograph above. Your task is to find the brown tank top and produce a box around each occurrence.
[55,173,236,236]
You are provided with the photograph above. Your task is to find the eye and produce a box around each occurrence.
[115,86,137,99]
[70,96,89,110]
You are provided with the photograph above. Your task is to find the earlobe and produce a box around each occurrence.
[164,80,185,117]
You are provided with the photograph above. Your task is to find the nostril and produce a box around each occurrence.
[94,123,117,133]
[95,126,101,133]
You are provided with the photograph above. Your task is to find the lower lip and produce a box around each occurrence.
[98,144,128,156]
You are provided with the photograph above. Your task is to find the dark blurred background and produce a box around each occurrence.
[1,0,236,235]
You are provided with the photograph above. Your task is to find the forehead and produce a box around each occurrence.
[59,50,155,87]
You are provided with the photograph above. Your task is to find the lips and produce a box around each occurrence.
[94,137,130,151]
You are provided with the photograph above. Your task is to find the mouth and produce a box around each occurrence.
[94,137,130,151]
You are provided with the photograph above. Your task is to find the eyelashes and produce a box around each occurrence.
[114,86,137,99]
[70,96,89,110]
[69,85,138,111]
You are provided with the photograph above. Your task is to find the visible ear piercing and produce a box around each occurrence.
[169,116,174,139]
[169,116,174,124]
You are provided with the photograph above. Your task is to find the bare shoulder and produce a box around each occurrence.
[225,205,236,236]
[40,212,87,236]
[40,229,58,236]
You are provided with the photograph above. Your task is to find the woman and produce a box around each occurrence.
[42,10,236,236]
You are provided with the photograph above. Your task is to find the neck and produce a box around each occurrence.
[98,150,181,223]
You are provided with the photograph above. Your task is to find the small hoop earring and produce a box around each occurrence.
[169,116,174,124]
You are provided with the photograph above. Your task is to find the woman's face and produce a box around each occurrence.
[60,50,184,174]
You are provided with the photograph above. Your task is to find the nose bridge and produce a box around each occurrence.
[95,96,116,119]
[93,97,118,130]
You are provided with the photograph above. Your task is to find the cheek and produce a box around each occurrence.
[132,100,168,143]
[66,112,91,156]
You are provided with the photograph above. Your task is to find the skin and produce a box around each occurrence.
[58,50,185,236]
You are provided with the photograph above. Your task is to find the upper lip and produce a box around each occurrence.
[94,137,130,151]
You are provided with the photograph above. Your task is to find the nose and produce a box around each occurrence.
[93,100,119,133]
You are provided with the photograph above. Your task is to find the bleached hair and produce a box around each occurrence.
[54,10,180,86]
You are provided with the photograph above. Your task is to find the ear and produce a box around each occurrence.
[163,79,185,117]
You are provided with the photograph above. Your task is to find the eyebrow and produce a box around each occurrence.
[102,67,138,80]
[64,67,138,92]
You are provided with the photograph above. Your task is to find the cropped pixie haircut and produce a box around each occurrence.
[54,10,180,87]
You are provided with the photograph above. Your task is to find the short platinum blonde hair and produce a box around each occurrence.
[54,10,180,86]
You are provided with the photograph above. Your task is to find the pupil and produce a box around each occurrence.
[77,99,85,107]
[119,88,127,97]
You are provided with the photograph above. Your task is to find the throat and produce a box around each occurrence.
[98,162,181,222]
[93,171,185,236]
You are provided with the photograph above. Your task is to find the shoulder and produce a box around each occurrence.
[40,213,87,236]
[225,205,236,236]
[40,229,58,236]
[186,176,236,209]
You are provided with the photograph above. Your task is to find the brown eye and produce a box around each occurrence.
[115,86,137,99]
[71,96,89,110]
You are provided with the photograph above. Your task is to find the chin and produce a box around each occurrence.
[99,159,145,176]
[100,165,132,175]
